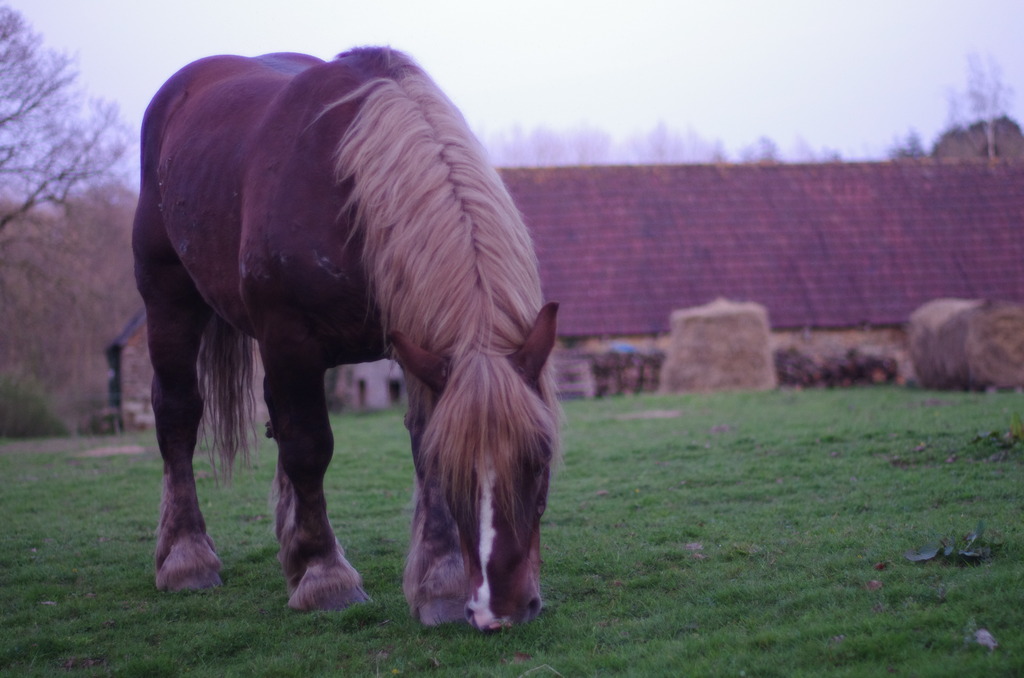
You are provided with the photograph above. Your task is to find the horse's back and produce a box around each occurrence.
[133,49,401,349]
[134,53,329,330]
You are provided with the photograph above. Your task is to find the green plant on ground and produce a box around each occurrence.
[0,387,1021,676]
[904,520,998,565]
[970,411,1024,463]
[1010,412,1023,444]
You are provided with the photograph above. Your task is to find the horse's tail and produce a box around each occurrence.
[198,315,256,479]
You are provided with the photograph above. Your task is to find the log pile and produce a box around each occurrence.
[553,350,597,399]
[591,351,665,397]
[774,348,899,388]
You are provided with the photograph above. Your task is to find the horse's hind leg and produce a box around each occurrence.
[141,281,222,591]
[263,349,368,610]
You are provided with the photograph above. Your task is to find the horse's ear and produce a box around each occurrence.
[389,331,448,394]
[510,302,559,384]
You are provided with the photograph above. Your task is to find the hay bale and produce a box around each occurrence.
[965,301,1024,388]
[660,298,777,393]
[908,299,981,389]
[908,298,1024,390]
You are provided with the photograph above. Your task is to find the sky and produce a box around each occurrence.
[17,0,1024,163]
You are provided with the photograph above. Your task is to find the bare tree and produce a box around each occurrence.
[564,125,613,165]
[486,125,608,167]
[945,53,1015,159]
[625,122,725,165]
[486,122,727,167]
[739,136,780,163]
[887,129,927,160]
[0,4,128,232]
[0,181,139,421]
[0,5,134,426]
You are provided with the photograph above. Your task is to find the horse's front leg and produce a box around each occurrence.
[401,403,467,625]
[265,358,368,611]
[404,474,467,624]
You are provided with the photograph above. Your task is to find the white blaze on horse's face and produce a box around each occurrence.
[466,462,499,629]
[463,459,544,631]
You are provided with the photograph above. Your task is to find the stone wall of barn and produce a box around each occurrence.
[118,322,270,431]
[119,317,913,419]
[554,325,912,397]
[119,324,155,430]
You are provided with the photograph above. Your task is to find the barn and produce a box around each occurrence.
[110,160,1024,426]
[498,161,1024,389]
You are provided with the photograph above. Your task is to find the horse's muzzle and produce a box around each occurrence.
[466,595,542,631]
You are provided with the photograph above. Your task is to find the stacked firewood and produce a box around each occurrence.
[591,351,666,397]
[774,348,899,388]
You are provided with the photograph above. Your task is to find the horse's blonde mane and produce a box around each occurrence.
[330,49,560,519]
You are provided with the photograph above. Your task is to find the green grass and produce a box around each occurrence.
[1,387,1022,676]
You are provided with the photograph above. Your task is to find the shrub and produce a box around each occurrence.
[0,375,68,438]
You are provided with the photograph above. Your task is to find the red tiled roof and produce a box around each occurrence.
[499,162,1024,336]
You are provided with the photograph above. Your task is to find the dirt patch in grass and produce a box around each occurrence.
[615,409,684,420]
[76,445,147,458]
[0,437,154,457]
[0,436,116,455]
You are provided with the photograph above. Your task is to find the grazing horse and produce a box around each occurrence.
[132,47,561,630]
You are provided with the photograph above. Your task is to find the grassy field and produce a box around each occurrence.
[1,387,1022,677]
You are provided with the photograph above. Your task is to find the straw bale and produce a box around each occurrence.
[964,301,1024,388]
[908,298,1024,390]
[908,299,981,390]
[660,298,776,393]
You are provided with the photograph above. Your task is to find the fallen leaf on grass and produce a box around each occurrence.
[684,542,703,551]
[905,521,994,565]
[975,629,998,651]
[865,580,883,591]
[513,653,533,663]
[904,540,943,562]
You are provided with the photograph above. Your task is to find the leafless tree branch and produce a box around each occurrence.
[0,5,128,232]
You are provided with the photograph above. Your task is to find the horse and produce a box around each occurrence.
[132,47,561,631]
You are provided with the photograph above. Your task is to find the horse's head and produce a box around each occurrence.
[391,303,559,630]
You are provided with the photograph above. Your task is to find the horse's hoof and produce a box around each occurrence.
[160,570,223,591]
[417,597,466,625]
[318,585,370,611]
[288,584,369,611]
[286,558,369,611]
[155,537,223,591]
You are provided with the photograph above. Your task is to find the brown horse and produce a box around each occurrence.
[132,47,561,630]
